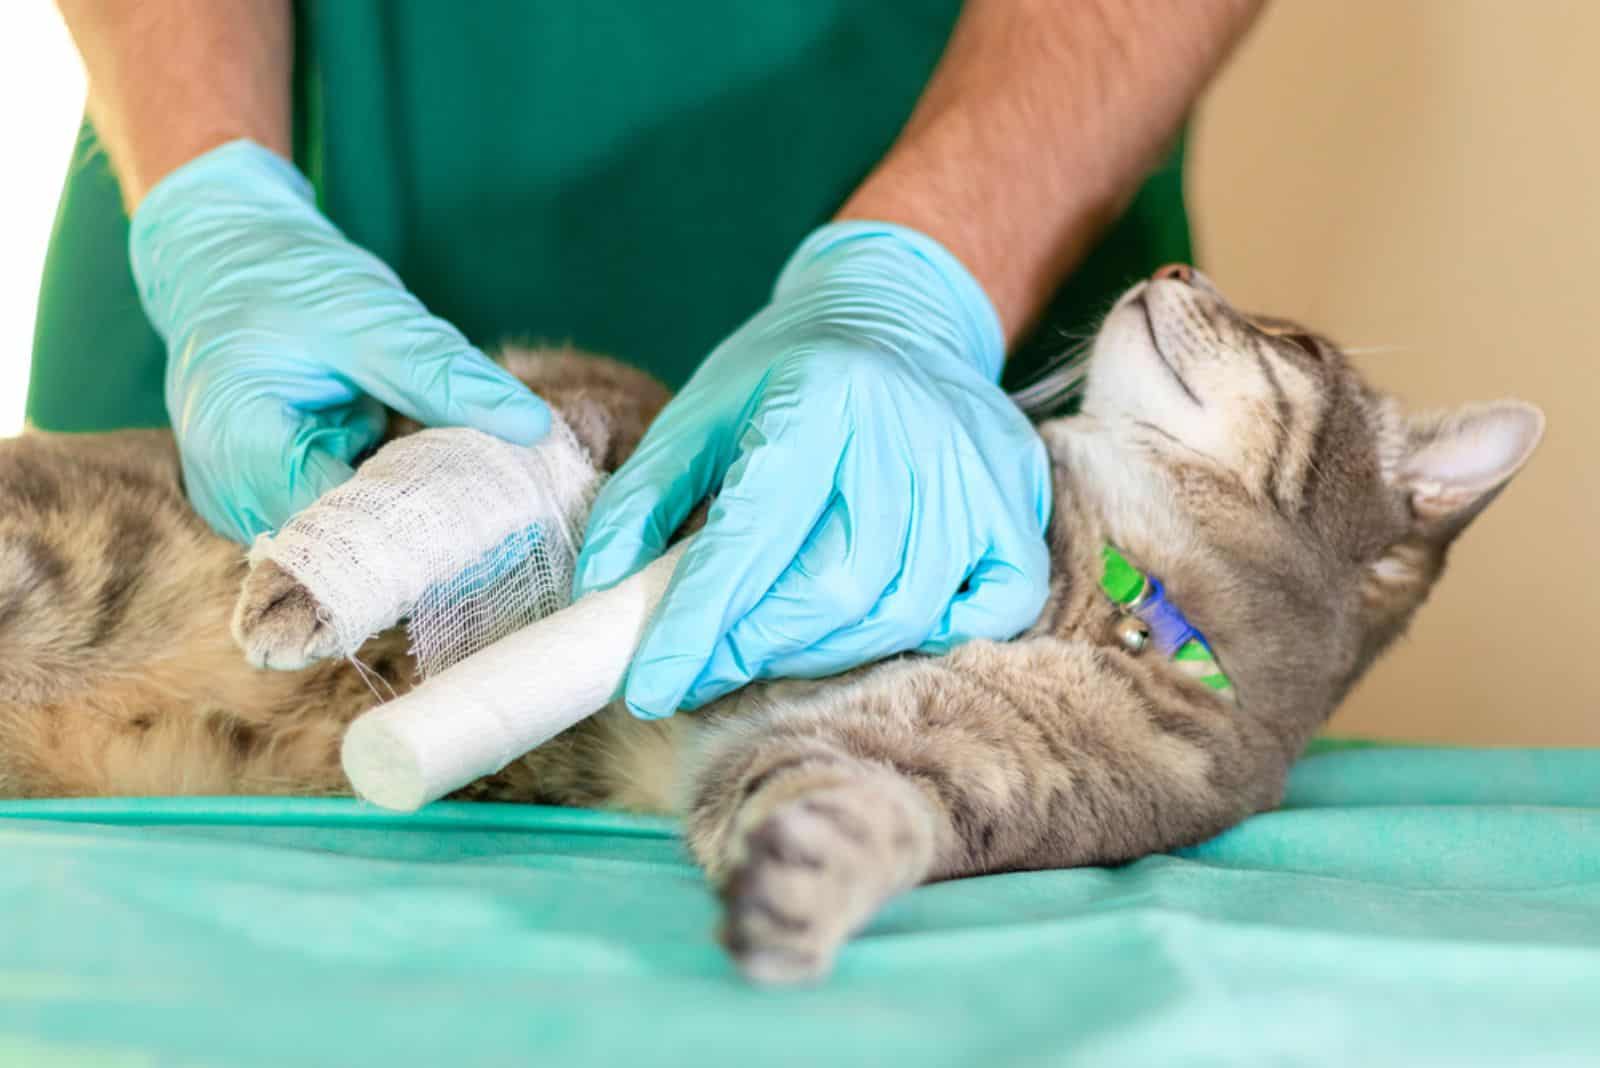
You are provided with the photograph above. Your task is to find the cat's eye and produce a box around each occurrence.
[1282,332,1321,357]
[1257,322,1321,359]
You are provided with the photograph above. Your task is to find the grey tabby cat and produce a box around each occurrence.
[0,267,1543,984]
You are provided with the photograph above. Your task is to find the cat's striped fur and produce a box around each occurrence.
[0,272,1542,983]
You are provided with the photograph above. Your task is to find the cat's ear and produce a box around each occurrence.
[1361,401,1544,627]
[1396,400,1545,541]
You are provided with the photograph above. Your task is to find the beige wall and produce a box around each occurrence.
[1187,2,1598,744]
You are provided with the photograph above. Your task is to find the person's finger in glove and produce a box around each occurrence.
[131,139,551,543]
[573,221,1053,719]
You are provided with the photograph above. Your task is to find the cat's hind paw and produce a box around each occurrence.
[718,786,930,986]
[232,559,341,670]
[718,805,845,985]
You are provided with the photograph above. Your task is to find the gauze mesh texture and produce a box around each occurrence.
[249,418,601,678]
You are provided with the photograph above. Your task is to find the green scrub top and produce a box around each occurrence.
[27,0,1192,433]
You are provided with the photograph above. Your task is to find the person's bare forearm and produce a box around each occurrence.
[840,0,1264,345]
[56,0,293,209]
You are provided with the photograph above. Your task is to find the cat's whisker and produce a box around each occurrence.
[346,654,397,703]
[1340,344,1412,357]
[1010,337,1095,417]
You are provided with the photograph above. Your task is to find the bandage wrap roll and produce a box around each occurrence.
[340,541,690,811]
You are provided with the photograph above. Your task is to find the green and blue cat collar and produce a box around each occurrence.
[1100,545,1234,699]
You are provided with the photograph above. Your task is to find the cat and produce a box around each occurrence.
[0,266,1543,984]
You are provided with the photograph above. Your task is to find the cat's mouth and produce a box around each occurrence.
[1134,293,1202,406]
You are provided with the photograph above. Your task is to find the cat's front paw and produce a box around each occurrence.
[232,559,340,670]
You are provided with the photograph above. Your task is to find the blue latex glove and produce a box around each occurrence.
[574,221,1053,719]
[129,140,551,543]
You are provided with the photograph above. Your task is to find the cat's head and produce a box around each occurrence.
[1039,265,1543,729]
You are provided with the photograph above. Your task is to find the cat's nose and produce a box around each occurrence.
[1151,263,1194,284]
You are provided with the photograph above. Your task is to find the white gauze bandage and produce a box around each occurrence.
[250,417,601,678]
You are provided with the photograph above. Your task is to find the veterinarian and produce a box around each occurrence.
[36,1,1263,719]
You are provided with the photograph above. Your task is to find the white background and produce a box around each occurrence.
[1,6,87,435]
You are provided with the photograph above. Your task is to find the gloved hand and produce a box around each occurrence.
[130,139,550,543]
[574,221,1053,719]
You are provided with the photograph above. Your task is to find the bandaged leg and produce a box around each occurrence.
[240,415,693,811]
[245,418,600,678]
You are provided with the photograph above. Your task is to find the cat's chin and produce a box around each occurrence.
[1078,302,1201,434]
